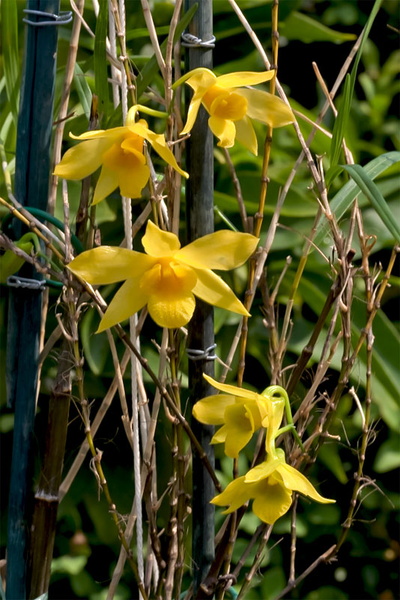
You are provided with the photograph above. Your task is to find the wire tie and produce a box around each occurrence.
[181,33,216,48]
[186,343,217,361]
[23,9,73,27]
[7,275,47,291]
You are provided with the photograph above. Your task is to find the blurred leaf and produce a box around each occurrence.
[342,163,400,241]
[318,443,348,484]
[282,11,357,43]
[261,566,286,600]
[1,0,19,123]
[80,305,110,376]
[305,586,348,599]
[374,436,400,473]
[51,555,87,575]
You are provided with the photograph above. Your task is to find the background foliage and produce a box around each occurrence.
[1,1,399,599]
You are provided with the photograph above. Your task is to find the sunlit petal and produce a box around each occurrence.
[134,124,189,179]
[68,247,155,284]
[97,277,149,332]
[244,457,282,483]
[203,373,260,402]
[235,116,258,155]
[185,68,217,91]
[193,394,235,425]
[193,268,250,316]
[180,89,206,135]
[211,476,252,513]
[147,291,195,328]
[142,221,181,257]
[208,115,236,148]
[176,230,258,271]
[277,463,335,503]
[54,137,112,180]
[92,165,119,205]
[223,404,255,458]
[252,478,293,524]
[239,89,294,128]
[215,71,275,89]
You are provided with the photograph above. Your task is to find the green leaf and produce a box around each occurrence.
[328,74,352,176]
[94,0,109,120]
[314,151,400,248]
[73,63,92,120]
[282,11,357,43]
[342,163,400,241]
[374,436,400,473]
[1,0,19,123]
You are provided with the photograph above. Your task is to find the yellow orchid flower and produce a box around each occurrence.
[54,107,188,205]
[193,375,272,458]
[67,220,259,330]
[177,68,294,154]
[211,448,335,524]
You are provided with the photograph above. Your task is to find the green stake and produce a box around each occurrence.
[184,0,216,594]
[5,2,65,598]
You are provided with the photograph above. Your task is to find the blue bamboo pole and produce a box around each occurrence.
[184,0,216,595]
[6,2,63,598]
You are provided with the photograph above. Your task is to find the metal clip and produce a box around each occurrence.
[187,343,217,361]
[23,9,73,27]
[181,33,216,49]
[7,275,46,291]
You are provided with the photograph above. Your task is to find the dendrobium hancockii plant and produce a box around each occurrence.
[54,106,188,204]
[67,220,259,330]
[175,69,295,154]
[194,379,335,524]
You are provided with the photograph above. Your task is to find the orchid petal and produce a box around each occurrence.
[142,221,181,257]
[193,394,235,425]
[69,127,124,141]
[185,68,217,91]
[252,478,293,524]
[97,277,149,332]
[244,458,282,483]
[208,115,236,148]
[176,230,258,271]
[68,247,155,284]
[203,374,260,402]
[277,463,335,503]
[215,71,275,89]
[147,291,195,328]
[211,426,227,444]
[193,268,250,316]
[211,476,251,513]
[239,89,294,128]
[223,404,255,458]
[180,84,211,135]
[54,137,112,180]
[133,122,188,178]
[92,165,119,204]
[235,116,258,155]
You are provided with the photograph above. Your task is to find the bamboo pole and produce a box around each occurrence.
[184,0,216,594]
[6,1,62,598]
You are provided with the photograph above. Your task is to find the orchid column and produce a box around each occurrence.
[184,0,215,592]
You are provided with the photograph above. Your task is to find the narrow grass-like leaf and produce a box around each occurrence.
[73,63,92,120]
[94,0,109,121]
[327,0,382,177]
[328,74,352,179]
[137,3,198,99]
[342,163,400,241]
[314,151,400,248]
[1,0,19,123]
